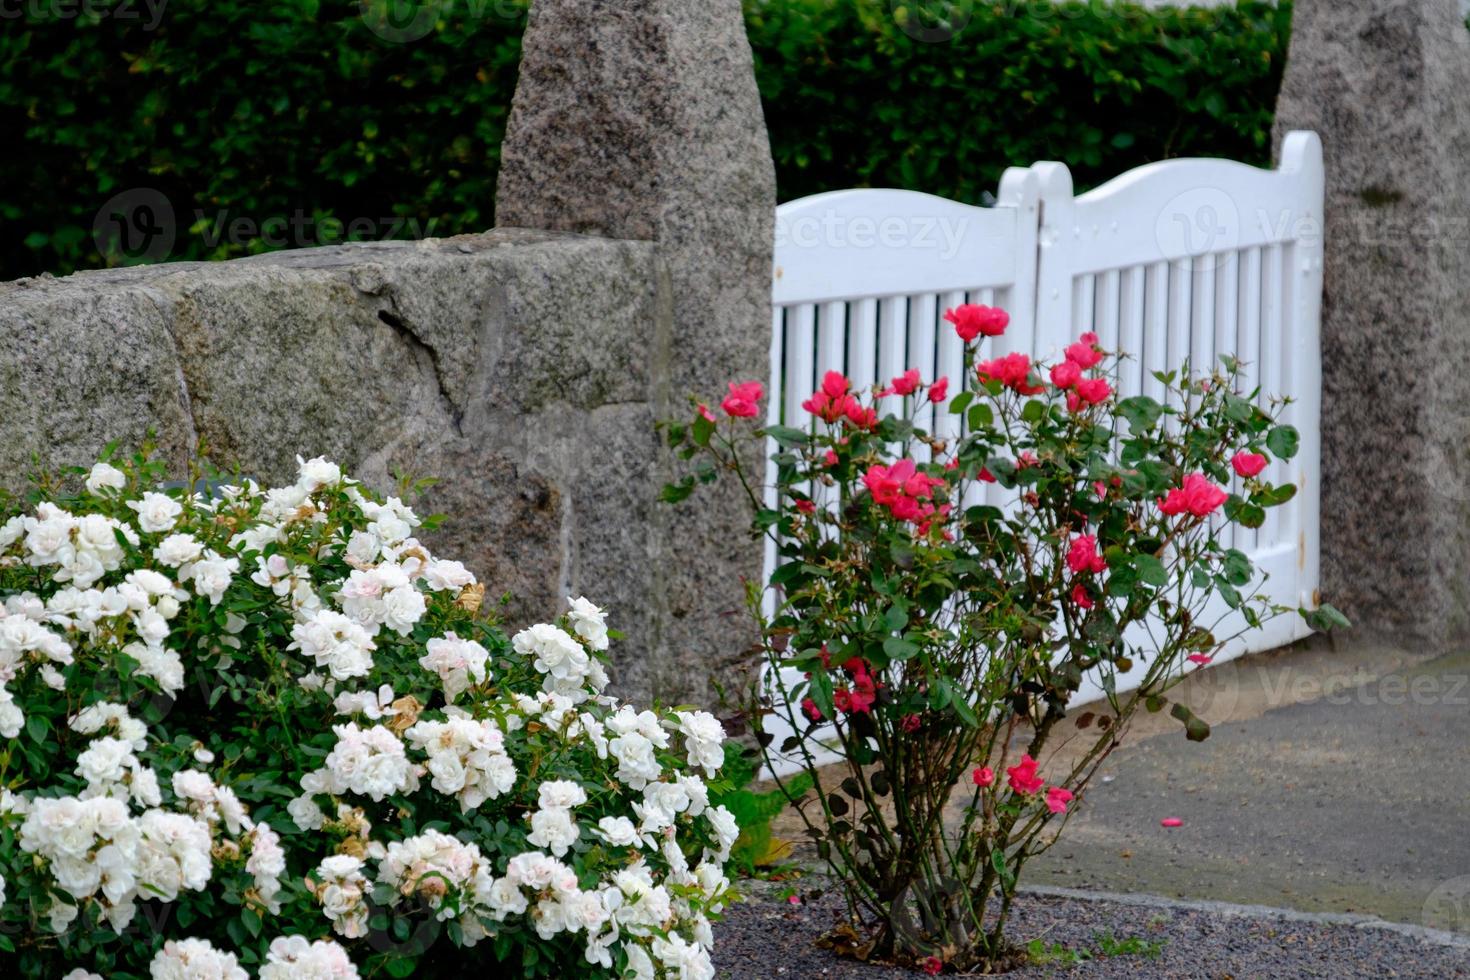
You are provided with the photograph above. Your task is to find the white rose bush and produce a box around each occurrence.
[0,451,734,978]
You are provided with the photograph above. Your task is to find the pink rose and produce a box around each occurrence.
[1006,754,1044,795]
[1159,473,1228,518]
[1075,377,1111,405]
[1045,786,1074,814]
[928,376,950,403]
[901,714,921,733]
[1071,583,1094,609]
[1050,360,1082,389]
[720,380,763,418]
[977,353,1044,395]
[944,304,1009,342]
[1232,451,1268,478]
[887,368,921,396]
[1065,332,1104,369]
[1065,534,1107,575]
[843,398,878,431]
[972,766,994,787]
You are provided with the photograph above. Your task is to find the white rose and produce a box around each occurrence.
[594,816,641,848]
[526,808,580,858]
[85,463,127,495]
[296,455,343,491]
[184,552,238,606]
[152,533,204,567]
[423,559,476,592]
[567,595,609,651]
[126,492,182,534]
[381,585,426,635]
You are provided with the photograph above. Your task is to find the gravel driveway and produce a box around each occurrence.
[712,883,1470,978]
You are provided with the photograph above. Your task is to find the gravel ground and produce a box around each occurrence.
[711,883,1470,978]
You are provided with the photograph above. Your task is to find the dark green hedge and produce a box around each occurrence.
[751,0,1291,204]
[0,0,1290,280]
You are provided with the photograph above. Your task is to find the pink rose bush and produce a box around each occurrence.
[664,303,1347,972]
[0,452,733,978]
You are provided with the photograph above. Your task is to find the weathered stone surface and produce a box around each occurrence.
[0,274,197,480]
[1274,0,1470,645]
[497,0,776,712]
[0,230,699,704]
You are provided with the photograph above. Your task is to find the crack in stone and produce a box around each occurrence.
[140,285,200,457]
[376,306,466,438]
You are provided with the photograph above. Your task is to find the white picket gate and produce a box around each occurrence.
[760,132,1324,771]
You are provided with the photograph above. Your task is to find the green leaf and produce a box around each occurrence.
[1303,603,1352,632]
[659,479,695,504]
[808,670,835,718]
[1252,483,1297,507]
[1116,395,1164,434]
[990,848,1015,887]
[1266,425,1300,459]
[691,413,715,447]
[1133,553,1167,587]
[1170,702,1211,741]
[1220,549,1254,586]
[951,693,979,728]
[883,636,920,661]
[1224,494,1266,529]
[765,425,810,449]
[968,403,994,430]
[948,390,974,415]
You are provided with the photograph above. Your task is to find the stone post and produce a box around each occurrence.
[496,0,777,708]
[1273,0,1470,646]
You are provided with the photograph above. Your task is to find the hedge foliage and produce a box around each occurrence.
[0,0,1290,280]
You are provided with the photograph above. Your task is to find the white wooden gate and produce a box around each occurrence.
[762,132,1324,766]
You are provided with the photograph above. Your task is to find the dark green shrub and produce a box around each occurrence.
[0,0,1289,280]
[0,0,528,279]
[747,0,1291,205]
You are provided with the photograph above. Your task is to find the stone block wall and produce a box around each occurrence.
[0,229,758,708]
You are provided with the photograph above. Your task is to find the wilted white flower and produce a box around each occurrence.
[313,854,371,939]
[418,632,489,701]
